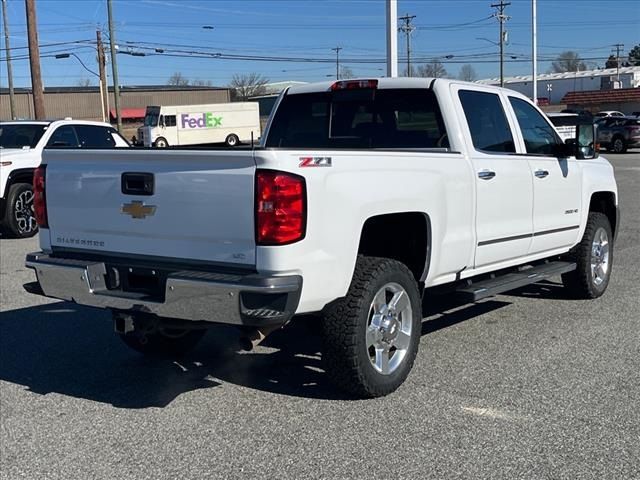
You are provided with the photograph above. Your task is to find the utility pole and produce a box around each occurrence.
[332,46,342,80]
[107,0,122,131]
[25,0,45,119]
[613,43,624,82]
[491,1,510,87]
[2,0,16,119]
[96,30,108,122]
[398,13,415,77]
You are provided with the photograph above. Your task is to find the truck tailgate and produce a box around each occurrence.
[42,149,256,266]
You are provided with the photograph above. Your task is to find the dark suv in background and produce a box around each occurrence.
[597,117,640,153]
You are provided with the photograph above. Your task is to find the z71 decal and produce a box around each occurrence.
[299,156,332,167]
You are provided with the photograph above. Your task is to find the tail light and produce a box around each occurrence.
[331,79,378,91]
[33,165,48,228]
[255,170,306,245]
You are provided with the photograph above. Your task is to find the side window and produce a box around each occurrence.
[46,126,79,148]
[164,115,177,127]
[74,125,116,148]
[458,90,515,153]
[509,97,561,155]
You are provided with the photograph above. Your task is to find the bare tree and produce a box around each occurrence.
[167,71,190,86]
[338,66,355,80]
[229,73,269,101]
[458,64,477,82]
[76,77,92,87]
[550,51,587,73]
[402,66,416,77]
[416,61,448,78]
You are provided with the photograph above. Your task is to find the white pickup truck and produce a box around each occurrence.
[24,78,619,398]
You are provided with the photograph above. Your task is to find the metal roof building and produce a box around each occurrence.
[0,85,231,122]
[477,66,640,105]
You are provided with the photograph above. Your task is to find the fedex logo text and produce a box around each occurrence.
[180,113,223,129]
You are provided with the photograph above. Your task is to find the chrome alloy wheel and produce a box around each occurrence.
[14,189,37,235]
[366,282,413,375]
[591,227,610,286]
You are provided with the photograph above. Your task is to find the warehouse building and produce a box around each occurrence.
[0,84,231,122]
[477,66,640,105]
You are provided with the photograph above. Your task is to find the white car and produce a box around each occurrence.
[594,111,625,118]
[25,78,618,398]
[0,120,129,237]
[546,112,578,141]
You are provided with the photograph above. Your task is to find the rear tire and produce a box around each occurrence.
[562,212,613,299]
[322,256,422,398]
[612,136,626,153]
[225,134,239,147]
[118,327,206,357]
[3,183,38,238]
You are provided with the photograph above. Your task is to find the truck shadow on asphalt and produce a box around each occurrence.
[0,295,510,407]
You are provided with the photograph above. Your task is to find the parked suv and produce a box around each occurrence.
[0,120,129,238]
[597,117,640,153]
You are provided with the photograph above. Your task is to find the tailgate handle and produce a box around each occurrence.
[122,172,154,196]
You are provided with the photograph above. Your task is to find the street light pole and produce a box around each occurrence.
[55,52,105,121]
[532,0,537,104]
[386,0,398,78]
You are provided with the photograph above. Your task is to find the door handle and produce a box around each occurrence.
[478,170,496,180]
[534,169,549,178]
[121,172,155,196]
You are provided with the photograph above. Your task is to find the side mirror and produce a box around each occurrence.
[159,116,165,128]
[572,122,599,160]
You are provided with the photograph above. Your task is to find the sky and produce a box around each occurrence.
[1,0,639,89]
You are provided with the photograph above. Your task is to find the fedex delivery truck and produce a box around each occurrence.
[138,102,261,147]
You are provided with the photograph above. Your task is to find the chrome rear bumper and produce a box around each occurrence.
[25,252,302,326]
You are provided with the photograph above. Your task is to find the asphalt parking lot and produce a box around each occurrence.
[1,152,639,479]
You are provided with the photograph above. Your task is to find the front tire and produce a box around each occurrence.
[322,256,422,398]
[3,183,38,238]
[562,212,613,299]
[154,137,168,148]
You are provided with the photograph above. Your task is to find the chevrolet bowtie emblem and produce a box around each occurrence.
[121,201,156,219]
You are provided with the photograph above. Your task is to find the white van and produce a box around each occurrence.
[138,102,261,147]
